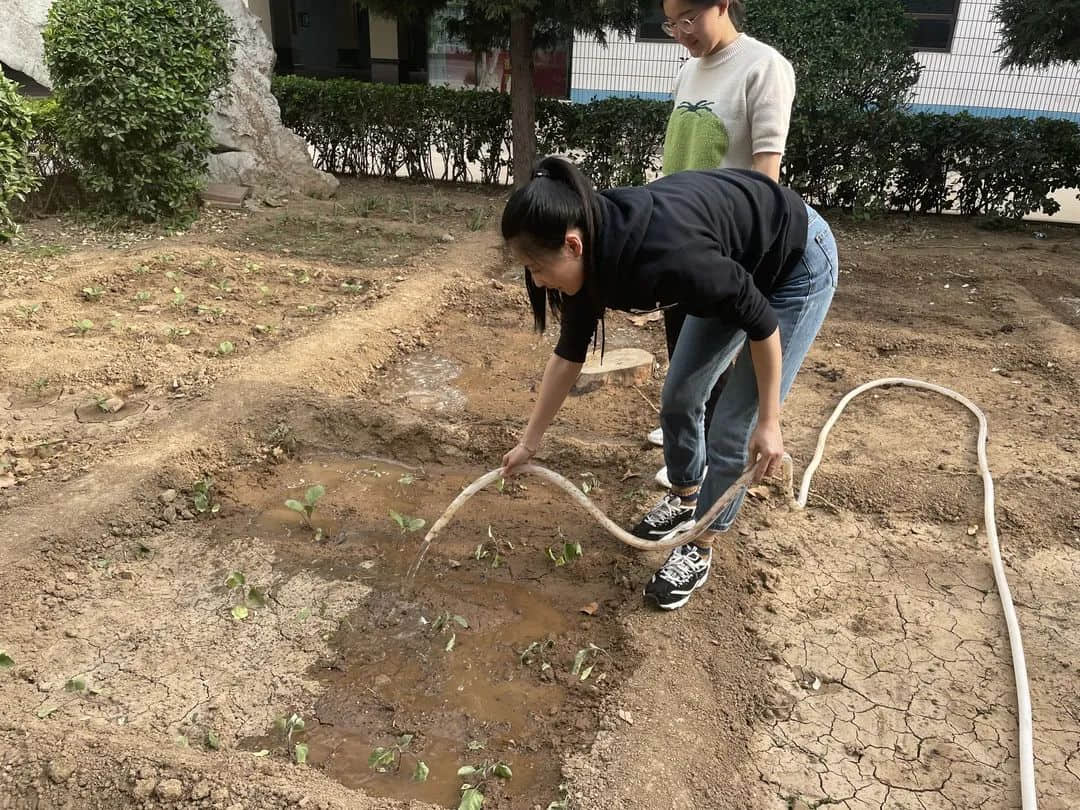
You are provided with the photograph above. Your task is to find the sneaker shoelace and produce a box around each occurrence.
[658,546,708,587]
[643,495,687,527]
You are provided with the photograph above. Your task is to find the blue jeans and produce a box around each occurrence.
[660,204,838,531]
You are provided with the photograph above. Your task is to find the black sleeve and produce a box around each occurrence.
[553,293,600,363]
[658,247,779,340]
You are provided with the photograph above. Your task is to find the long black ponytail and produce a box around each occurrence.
[501,156,602,333]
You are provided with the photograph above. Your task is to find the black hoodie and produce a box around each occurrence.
[554,169,809,364]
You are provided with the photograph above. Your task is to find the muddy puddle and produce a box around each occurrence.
[224,454,636,809]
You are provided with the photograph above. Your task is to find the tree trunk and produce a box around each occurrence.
[509,10,536,188]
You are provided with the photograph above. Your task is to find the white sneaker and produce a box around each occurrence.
[647,427,664,447]
[655,466,707,490]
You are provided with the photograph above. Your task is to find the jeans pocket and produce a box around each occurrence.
[813,227,839,288]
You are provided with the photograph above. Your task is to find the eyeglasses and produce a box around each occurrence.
[661,12,701,37]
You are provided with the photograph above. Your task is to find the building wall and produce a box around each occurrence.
[569,1,1080,122]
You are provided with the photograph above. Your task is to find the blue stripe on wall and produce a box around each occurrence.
[570,90,1080,123]
[569,88,671,103]
[906,103,1080,123]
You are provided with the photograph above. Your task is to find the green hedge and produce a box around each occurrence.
[273,76,666,188]
[0,73,39,242]
[273,75,1080,219]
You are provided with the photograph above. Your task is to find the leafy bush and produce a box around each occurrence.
[0,74,39,241]
[22,97,81,215]
[274,75,1080,218]
[749,0,921,209]
[42,0,234,222]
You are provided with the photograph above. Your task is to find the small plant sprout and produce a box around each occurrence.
[547,540,582,568]
[225,571,266,620]
[389,510,425,533]
[341,280,365,294]
[64,677,87,693]
[253,323,273,336]
[81,285,105,301]
[135,291,152,302]
[206,729,221,751]
[456,761,514,809]
[168,326,191,340]
[519,639,556,675]
[368,733,428,782]
[216,341,235,356]
[571,643,609,682]
[192,478,220,515]
[73,319,94,335]
[17,303,41,320]
[0,650,14,670]
[274,713,306,759]
[429,611,468,654]
[580,472,597,494]
[285,484,325,528]
[397,473,415,486]
[171,288,186,308]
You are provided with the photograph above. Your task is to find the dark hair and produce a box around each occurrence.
[662,0,746,32]
[501,156,602,334]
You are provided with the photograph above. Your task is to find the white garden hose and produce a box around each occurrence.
[413,377,1036,809]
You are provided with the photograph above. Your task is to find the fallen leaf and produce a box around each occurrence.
[747,485,771,500]
[617,709,634,725]
[579,602,600,616]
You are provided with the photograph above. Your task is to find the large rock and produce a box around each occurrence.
[0,0,337,199]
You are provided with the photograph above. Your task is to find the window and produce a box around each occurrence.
[637,2,669,42]
[902,0,961,52]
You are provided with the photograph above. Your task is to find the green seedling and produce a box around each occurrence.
[274,713,306,760]
[244,261,262,273]
[135,291,152,302]
[429,612,468,654]
[285,484,325,528]
[389,510,425,533]
[171,288,185,308]
[341,281,366,294]
[206,730,221,751]
[468,207,490,232]
[0,651,14,669]
[133,264,151,274]
[398,473,415,486]
[225,571,266,620]
[197,304,226,318]
[81,285,105,301]
[216,341,235,356]
[64,677,87,693]
[547,541,582,568]
[571,643,609,682]
[168,326,191,340]
[253,324,273,336]
[296,304,320,316]
[73,319,94,335]
[519,639,556,674]
[478,525,513,569]
[17,303,41,320]
[212,278,233,294]
[456,762,513,809]
[192,478,220,515]
[165,271,177,280]
[368,733,428,782]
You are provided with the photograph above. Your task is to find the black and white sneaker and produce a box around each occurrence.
[630,493,696,540]
[643,544,711,610]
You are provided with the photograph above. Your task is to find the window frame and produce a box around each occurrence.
[902,0,962,53]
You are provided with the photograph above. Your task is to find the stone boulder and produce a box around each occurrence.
[0,0,337,199]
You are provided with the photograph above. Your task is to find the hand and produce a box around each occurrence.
[748,418,784,482]
[501,443,535,477]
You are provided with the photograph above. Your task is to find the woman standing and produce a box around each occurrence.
[649,0,796,495]
[500,157,837,610]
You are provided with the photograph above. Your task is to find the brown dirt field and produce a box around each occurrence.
[1,178,1078,810]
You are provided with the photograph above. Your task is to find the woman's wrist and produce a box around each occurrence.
[519,438,539,455]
